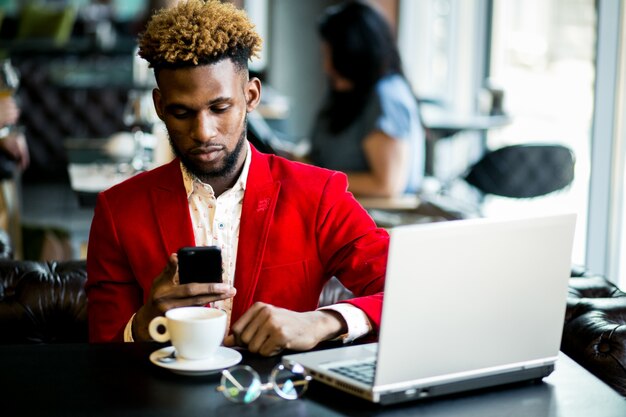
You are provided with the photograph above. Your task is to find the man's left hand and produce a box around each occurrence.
[223,302,346,356]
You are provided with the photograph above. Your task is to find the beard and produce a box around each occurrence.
[169,116,247,183]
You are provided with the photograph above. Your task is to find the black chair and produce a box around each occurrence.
[423,143,576,219]
[464,143,575,198]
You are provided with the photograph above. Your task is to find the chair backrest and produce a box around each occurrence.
[464,144,575,198]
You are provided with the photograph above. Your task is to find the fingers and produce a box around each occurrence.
[150,254,236,311]
[229,303,264,350]
[176,282,236,304]
[239,308,271,352]
[224,332,284,357]
[157,254,178,284]
[229,303,288,356]
[187,282,234,295]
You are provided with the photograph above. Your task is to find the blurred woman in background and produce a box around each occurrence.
[308,1,424,198]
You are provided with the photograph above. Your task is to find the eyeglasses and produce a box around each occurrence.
[217,363,311,404]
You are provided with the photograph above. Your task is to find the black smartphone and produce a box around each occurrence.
[177,246,223,284]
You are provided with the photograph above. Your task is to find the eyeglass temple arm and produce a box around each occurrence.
[221,369,245,391]
[275,380,308,389]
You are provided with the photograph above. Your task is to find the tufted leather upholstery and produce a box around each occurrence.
[464,144,575,198]
[562,270,626,396]
[0,259,87,344]
[12,54,130,182]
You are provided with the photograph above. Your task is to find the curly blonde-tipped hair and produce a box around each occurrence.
[138,0,262,72]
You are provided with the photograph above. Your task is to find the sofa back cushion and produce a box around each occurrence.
[0,260,87,343]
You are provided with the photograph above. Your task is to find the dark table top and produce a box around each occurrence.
[1,342,624,417]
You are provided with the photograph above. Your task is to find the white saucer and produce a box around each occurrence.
[150,346,242,376]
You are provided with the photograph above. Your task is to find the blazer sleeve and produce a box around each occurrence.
[315,171,388,331]
[86,192,144,342]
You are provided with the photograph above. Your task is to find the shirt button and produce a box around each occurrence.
[218,223,225,229]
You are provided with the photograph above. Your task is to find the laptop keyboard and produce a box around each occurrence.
[329,360,376,385]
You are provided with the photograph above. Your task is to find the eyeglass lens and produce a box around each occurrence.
[219,363,311,403]
[270,363,310,400]
[221,365,263,404]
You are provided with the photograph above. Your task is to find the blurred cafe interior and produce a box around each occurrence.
[0,0,624,290]
[0,0,626,410]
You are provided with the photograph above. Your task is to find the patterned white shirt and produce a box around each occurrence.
[180,143,250,332]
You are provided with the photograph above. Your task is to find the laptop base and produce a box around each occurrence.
[375,364,555,405]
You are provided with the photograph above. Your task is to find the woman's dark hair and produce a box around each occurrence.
[317,1,403,132]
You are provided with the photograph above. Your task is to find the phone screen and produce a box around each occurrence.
[177,246,222,284]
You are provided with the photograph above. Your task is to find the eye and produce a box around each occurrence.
[170,109,191,119]
[212,105,230,114]
[165,105,193,119]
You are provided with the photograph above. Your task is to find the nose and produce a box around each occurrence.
[191,111,217,143]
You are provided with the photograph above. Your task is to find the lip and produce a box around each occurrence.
[189,146,223,163]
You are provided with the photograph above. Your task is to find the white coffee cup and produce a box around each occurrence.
[148,307,227,360]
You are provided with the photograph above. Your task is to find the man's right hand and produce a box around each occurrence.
[131,253,236,342]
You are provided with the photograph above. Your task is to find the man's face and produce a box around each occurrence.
[153,60,261,182]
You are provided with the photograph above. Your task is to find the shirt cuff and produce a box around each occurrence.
[124,313,136,342]
[318,303,372,343]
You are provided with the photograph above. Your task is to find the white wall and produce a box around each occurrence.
[265,0,337,139]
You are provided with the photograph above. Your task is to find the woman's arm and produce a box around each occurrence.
[346,130,409,197]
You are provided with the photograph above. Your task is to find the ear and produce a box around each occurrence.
[245,77,262,113]
[152,88,164,120]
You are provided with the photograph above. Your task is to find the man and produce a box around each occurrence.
[86,0,387,356]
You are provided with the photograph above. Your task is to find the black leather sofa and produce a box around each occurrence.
[563,267,626,396]
[1,232,624,396]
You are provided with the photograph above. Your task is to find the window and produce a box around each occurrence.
[486,0,595,266]
[400,0,596,267]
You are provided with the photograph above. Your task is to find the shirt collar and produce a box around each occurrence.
[182,141,252,199]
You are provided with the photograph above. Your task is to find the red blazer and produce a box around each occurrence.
[86,146,388,342]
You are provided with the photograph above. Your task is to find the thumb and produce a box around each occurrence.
[157,254,178,285]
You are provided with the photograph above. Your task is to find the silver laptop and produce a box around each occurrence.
[283,214,576,404]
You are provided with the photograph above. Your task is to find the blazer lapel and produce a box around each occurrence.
[150,159,195,256]
[232,148,280,320]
